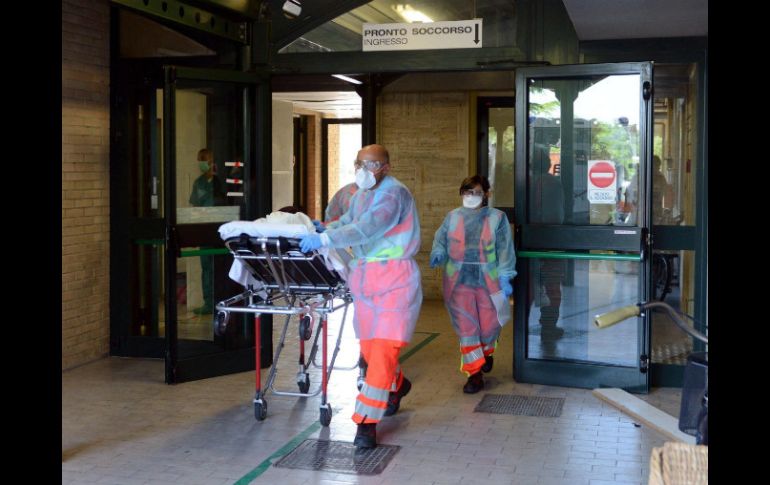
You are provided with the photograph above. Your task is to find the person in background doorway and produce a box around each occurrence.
[189,148,226,315]
[319,181,365,387]
[430,175,516,394]
[299,144,422,450]
[625,155,674,225]
[324,182,359,224]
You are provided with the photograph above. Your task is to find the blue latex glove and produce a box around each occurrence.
[299,233,323,253]
[499,276,513,297]
[312,219,326,233]
[429,254,445,268]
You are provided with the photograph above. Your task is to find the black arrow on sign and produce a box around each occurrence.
[474,23,479,44]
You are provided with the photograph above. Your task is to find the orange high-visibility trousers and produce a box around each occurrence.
[447,284,501,375]
[352,338,406,424]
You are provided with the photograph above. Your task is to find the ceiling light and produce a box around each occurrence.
[331,74,362,85]
[392,4,433,23]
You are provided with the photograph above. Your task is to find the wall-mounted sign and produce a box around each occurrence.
[362,19,482,52]
[587,160,617,204]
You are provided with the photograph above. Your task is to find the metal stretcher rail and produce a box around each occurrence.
[214,234,359,426]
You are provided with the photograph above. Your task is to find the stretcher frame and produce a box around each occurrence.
[214,233,355,426]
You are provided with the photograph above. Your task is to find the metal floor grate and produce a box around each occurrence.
[474,394,565,417]
[273,439,400,475]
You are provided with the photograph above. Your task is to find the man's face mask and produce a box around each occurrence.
[198,161,210,173]
[355,167,377,190]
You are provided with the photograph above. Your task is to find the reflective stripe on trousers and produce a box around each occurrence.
[352,338,406,424]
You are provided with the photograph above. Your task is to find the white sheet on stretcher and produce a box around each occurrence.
[218,212,350,289]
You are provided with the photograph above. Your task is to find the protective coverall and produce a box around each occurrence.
[324,175,422,424]
[431,206,516,375]
[324,182,358,223]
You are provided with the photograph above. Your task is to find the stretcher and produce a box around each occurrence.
[214,220,356,426]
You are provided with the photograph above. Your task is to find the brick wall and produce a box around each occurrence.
[378,92,470,300]
[62,0,111,370]
[327,123,341,211]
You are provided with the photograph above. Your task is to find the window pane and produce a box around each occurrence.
[527,74,642,226]
[527,257,640,366]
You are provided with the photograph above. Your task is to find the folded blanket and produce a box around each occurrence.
[219,211,349,288]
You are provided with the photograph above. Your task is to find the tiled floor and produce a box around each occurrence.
[63,300,681,485]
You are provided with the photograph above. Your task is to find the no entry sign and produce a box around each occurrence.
[587,160,617,204]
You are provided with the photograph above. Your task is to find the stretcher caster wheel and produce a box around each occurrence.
[297,373,310,394]
[319,403,332,427]
[254,399,267,421]
[357,354,367,391]
[299,315,313,341]
[214,311,230,337]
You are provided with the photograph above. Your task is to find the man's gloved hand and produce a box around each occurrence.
[430,254,445,268]
[299,233,323,253]
[499,276,513,297]
[312,220,326,233]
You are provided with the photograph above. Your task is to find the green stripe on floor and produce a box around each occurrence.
[233,422,321,485]
[234,331,440,484]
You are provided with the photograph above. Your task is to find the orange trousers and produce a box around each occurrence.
[351,338,406,424]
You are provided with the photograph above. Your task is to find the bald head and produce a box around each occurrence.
[358,144,389,165]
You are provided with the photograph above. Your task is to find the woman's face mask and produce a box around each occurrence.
[355,168,376,190]
[198,161,211,173]
[463,194,483,209]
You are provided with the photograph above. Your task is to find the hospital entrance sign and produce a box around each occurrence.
[587,160,617,204]
[362,19,482,52]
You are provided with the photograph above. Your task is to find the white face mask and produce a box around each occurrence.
[355,168,376,190]
[463,195,483,209]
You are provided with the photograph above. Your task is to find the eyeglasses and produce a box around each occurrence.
[354,159,384,171]
[461,189,484,197]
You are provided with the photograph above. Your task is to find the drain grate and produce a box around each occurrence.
[474,394,565,417]
[273,439,400,475]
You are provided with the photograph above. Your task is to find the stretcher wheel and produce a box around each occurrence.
[320,403,332,427]
[299,315,312,341]
[214,311,230,337]
[297,373,310,393]
[357,355,367,391]
[254,400,267,421]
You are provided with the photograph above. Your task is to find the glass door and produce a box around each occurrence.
[162,66,264,383]
[513,62,653,392]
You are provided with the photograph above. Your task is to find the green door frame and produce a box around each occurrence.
[162,65,274,383]
[513,62,654,393]
[580,38,708,386]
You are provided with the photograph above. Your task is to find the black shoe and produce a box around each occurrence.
[384,378,411,416]
[540,326,565,340]
[353,423,377,449]
[481,355,494,373]
[463,372,484,394]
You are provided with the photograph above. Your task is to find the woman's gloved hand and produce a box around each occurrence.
[499,276,513,297]
[299,233,323,253]
[430,254,445,268]
[312,220,326,233]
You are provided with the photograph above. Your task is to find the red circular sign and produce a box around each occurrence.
[589,161,616,188]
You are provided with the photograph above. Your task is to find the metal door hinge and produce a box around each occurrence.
[640,354,649,373]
